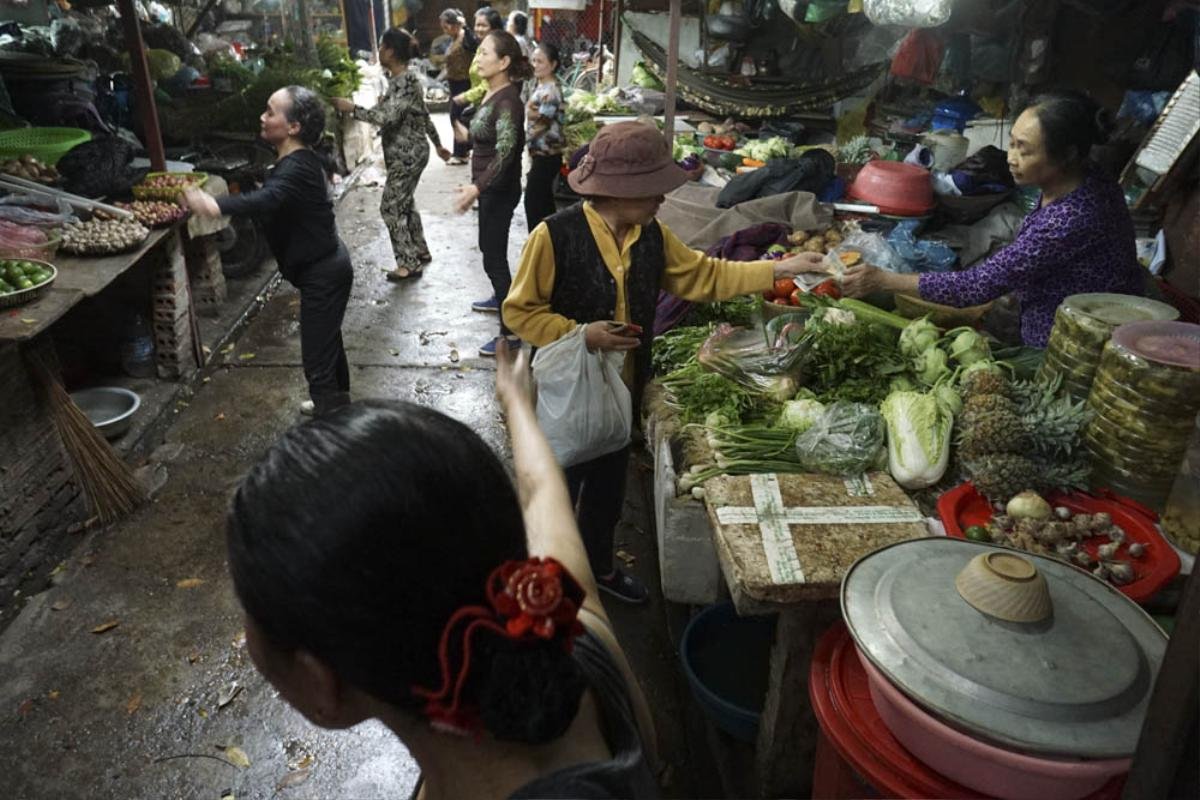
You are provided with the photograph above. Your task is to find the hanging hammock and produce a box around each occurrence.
[629,27,884,119]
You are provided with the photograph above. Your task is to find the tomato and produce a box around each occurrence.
[704,135,718,149]
[790,289,802,306]
[773,278,796,297]
[762,290,775,301]
[811,279,842,300]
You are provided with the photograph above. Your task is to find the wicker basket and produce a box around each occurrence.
[0,260,57,309]
[132,171,209,201]
[0,128,91,165]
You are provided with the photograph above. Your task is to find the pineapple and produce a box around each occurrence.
[1023,395,1092,457]
[963,453,1037,501]
[957,410,1031,457]
[960,370,1011,401]
[963,393,1019,418]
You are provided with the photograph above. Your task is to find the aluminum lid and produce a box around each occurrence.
[841,538,1167,759]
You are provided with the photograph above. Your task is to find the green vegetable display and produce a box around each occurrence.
[795,307,907,404]
[880,390,953,489]
[652,324,712,374]
[778,398,825,432]
[735,136,797,162]
[794,401,886,476]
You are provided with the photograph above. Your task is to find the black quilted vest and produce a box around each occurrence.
[544,204,665,389]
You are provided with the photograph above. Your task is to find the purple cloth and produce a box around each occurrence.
[919,171,1144,347]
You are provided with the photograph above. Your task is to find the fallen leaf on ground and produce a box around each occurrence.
[126,691,142,715]
[51,598,72,611]
[91,620,120,634]
[220,745,251,768]
[220,344,236,354]
[231,630,247,649]
[47,690,60,700]
[16,699,34,718]
[289,754,315,771]
[81,554,95,566]
[238,353,255,360]
[175,578,205,589]
[197,707,208,718]
[217,682,241,708]
[449,349,460,363]
[616,549,636,566]
[48,562,67,577]
[187,650,201,664]
[276,769,311,791]
[21,318,35,324]
[214,413,225,421]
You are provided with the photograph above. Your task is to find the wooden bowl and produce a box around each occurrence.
[955,551,1052,623]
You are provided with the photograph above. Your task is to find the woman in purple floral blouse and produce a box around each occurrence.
[839,91,1145,346]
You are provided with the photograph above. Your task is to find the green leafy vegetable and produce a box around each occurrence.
[778,398,825,432]
[794,401,886,475]
[880,390,953,489]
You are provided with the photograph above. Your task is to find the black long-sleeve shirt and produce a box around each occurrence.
[216,149,338,276]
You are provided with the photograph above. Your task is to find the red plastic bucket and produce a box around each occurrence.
[808,623,1126,799]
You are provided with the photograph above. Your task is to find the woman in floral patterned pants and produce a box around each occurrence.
[335,29,450,280]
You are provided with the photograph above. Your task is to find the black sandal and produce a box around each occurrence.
[385,265,424,282]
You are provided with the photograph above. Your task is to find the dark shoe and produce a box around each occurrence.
[596,568,649,605]
[417,252,433,264]
[385,265,423,282]
[472,295,500,313]
[478,335,520,358]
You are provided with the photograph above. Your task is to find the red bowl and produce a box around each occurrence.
[848,160,935,216]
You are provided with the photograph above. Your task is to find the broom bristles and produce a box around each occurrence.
[27,352,147,525]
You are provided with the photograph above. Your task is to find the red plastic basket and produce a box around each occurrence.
[936,482,1179,604]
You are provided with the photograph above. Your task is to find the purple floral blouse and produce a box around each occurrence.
[919,170,1145,346]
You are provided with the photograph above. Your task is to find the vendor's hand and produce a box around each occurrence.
[436,146,452,162]
[453,184,480,214]
[773,251,828,278]
[452,93,467,106]
[331,97,355,114]
[841,265,920,298]
[495,338,535,411]
[182,187,220,219]
[584,321,641,353]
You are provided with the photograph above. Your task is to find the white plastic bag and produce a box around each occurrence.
[863,0,952,28]
[532,325,633,468]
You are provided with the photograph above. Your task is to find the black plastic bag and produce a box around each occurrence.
[717,149,835,208]
[57,136,147,199]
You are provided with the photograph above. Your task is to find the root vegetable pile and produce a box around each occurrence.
[61,217,149,255]
[118,200,188,228]
[2,155,59,184]
[134,173,205,201]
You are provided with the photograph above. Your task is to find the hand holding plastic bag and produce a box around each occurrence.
[532,325,633,468]
[794,401,886,475]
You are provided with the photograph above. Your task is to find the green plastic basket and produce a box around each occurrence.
[0,127,91,165]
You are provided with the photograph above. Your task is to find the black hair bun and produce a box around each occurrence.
[1093,107,1116,146]
[478,640,586,744]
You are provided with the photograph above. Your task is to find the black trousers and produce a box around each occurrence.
[565,446,630,577]
[448,79,471,159]
[524,153,563,232]
[478,187,519,336]
[290,242,353,415]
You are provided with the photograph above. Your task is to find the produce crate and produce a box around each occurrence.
[0,127,90,165]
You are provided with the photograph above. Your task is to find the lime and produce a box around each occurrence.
[964,525,992,543]
[16,277,33,289]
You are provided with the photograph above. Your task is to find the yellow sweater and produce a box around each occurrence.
[504,202,776,349]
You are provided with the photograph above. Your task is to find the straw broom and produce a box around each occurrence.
[24,345,146,525]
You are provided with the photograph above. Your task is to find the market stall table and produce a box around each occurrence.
[702,471,929,797]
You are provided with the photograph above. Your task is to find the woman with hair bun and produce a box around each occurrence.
[440,9,477,164]
[185,85,353,416]
[836,89,1146,347]
[226,343,659,799]
[453,30,532,357]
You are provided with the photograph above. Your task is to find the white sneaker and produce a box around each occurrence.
[299,400,315,416]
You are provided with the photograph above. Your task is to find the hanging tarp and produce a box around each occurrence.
[629,28,883,118]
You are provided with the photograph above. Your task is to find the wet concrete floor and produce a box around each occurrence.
[0,117,707,799]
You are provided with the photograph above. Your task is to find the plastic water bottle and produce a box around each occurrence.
[121,313,156,378]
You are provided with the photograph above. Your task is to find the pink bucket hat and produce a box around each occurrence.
[567,121,689,198]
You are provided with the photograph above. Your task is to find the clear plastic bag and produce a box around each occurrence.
[864,0,953,28]
[822,231,905,276]
[794,401,886,475]
[532,325,633,468]
[697,323,806,402]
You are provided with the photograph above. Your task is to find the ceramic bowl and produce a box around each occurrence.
[955,551,1053,623]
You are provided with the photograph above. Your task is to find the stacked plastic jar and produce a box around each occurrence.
[1039,293,1178,402]
[1084,320,1200,511]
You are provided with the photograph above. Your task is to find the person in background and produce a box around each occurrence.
[524,42,565,232]
[837,90,1145,347]
[453,31,529,358]
[440,9,476,165]
[507,10,533,59]
[333,28,451,281]
[451,7,504,120]
[225,343,660,799]
[504,122,825,603]
[185,86,352,417]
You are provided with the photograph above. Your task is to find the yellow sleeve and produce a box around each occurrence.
[503,224,578,347]
[659,222,775,301]
[463,57,487,105]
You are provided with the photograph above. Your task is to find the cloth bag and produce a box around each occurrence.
[532,325,633,468]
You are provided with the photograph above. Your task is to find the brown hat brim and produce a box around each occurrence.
[568,159,690,199]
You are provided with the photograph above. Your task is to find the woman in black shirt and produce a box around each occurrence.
[185,86,353,417]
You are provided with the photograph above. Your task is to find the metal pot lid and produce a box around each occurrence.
[841,538,1167,759]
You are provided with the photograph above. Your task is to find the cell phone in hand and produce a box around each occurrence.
[607,321,643,337]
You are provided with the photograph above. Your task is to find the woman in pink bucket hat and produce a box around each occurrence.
[504,120,824,605]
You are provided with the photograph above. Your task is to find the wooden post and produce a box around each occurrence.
[663,0,681,144]
[117,0,166,172]
[611,0,623,87]
[596,0,605,88]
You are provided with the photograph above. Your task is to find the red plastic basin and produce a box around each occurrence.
[847,160,935,216]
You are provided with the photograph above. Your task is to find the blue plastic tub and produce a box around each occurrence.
[679,602,777,743]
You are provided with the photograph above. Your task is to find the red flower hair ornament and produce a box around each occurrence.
[411,557,586,737]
